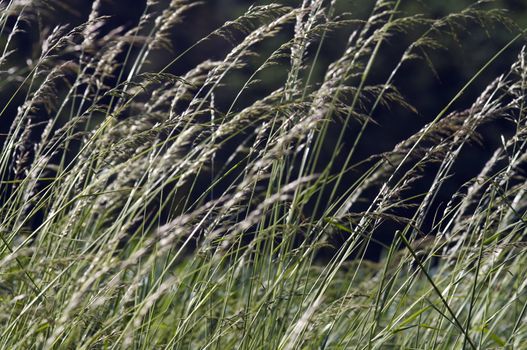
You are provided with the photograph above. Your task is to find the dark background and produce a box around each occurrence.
[1,0,526,259]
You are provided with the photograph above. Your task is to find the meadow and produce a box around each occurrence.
[1,0,527,348]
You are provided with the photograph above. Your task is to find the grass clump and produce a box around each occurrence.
[0,0,526,348]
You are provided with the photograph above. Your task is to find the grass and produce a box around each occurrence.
[1,0,527,348]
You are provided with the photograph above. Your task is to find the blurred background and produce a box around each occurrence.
[1,0,526,259]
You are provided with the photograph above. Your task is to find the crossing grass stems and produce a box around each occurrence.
[0,0,526,348]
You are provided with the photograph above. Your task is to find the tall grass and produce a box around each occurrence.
[0,0,526,348]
